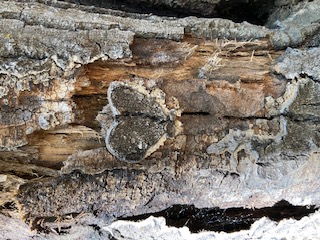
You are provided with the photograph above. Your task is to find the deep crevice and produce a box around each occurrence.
[120,200,318,233]
[223,115,277,121]
[181,112,210,116]
[58,0,278,25]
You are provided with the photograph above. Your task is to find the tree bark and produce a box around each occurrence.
[0,0,320,238]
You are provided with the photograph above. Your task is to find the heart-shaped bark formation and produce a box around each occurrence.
[106,82,172,162]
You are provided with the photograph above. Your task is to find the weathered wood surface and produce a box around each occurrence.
[0,0,320,237]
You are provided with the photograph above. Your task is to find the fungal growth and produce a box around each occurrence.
[106,81,175,162]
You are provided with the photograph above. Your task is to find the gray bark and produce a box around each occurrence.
[0,0,320,238]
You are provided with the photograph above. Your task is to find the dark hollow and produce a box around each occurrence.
[121,200,318,233]
[59,0,277,25]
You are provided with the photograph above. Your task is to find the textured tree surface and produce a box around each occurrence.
[0,0,320,239]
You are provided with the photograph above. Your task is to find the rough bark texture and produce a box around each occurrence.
[0,0,320,239]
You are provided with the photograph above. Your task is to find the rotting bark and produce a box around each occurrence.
[0,0,320,238]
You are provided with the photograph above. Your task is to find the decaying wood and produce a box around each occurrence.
[0,0,320,237]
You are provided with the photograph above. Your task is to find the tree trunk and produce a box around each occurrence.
[1,0,320,238]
